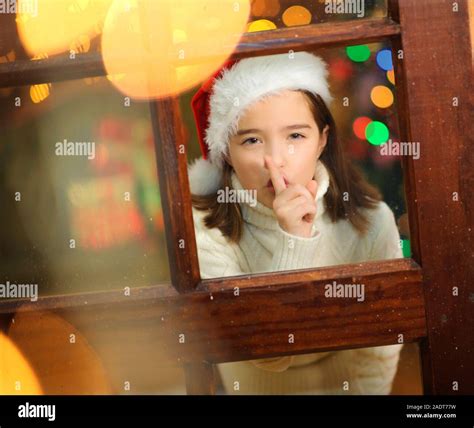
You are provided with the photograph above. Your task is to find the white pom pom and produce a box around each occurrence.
[187,156,223,195]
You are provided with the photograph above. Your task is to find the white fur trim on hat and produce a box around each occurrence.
[205,51,333,167]
[188,156,223,195]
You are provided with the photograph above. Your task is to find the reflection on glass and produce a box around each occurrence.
[0,77,169,297]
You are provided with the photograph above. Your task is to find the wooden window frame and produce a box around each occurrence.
[0,0,472,395]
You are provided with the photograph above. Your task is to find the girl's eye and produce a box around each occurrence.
[290,133,305,140]
[242,137,260,145]
[242,134,304,145]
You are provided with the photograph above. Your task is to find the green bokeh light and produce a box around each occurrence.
[346,45,371,62]
[365,121,389,145]
[401,239,411,258]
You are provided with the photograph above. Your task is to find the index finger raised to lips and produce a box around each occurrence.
[264,156,287,195]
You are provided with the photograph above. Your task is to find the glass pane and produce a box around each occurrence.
[0,76,170,297]
[3,309,187,394]
[216,343,423,395]
[0,75,182,395]
[186,42,411,281]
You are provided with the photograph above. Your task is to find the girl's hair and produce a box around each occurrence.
[191,90,382,244]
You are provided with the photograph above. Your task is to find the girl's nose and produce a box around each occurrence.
[264,142,286,168]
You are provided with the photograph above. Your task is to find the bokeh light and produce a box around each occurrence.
[247,19,277,32]
[8,311,112,394]
[0,333,42,394]
[353,116,372,140]
[329,57,354,80]
[401,239,411,257]
[282,5,312,26]
[346,45,371,62]
[69,34,91,55]
[17,0,112,57]
[30,83,51,103]
[365,120,389,145]
[387,69,395,85]
[370,85,394,108]
[251,0,280,17]
[376,48,393,71]
[101,0,251,99]
[0,50,16,63]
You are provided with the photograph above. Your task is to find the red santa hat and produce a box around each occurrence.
[189,51,333,195]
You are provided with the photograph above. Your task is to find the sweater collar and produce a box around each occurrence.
[230,160,331,231]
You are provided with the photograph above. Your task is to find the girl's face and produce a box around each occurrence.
[226,90,329,208]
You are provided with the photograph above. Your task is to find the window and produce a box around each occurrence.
[0,0,472,396]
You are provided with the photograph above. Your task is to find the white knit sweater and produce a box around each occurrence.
[192,160,404,395]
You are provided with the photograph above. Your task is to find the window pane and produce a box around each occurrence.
[0,76,170,297]
[216,343,423,395]
[186,43,411,282]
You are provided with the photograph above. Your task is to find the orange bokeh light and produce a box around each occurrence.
[0,333,42,394]
[101,0,251,99]
[370,85,394,109]
[282,5,312,27]
[17,0,112,57]
[387,69,395,85]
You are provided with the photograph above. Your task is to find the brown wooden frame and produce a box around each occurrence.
[0,0,472,395]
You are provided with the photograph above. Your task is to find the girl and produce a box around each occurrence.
[188,51,403,395]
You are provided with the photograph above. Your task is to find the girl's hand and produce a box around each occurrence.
[264,155,318,238]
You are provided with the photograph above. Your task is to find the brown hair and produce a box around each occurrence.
[191,90,382,244]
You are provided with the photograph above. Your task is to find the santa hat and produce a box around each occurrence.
[189,51,333,195]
